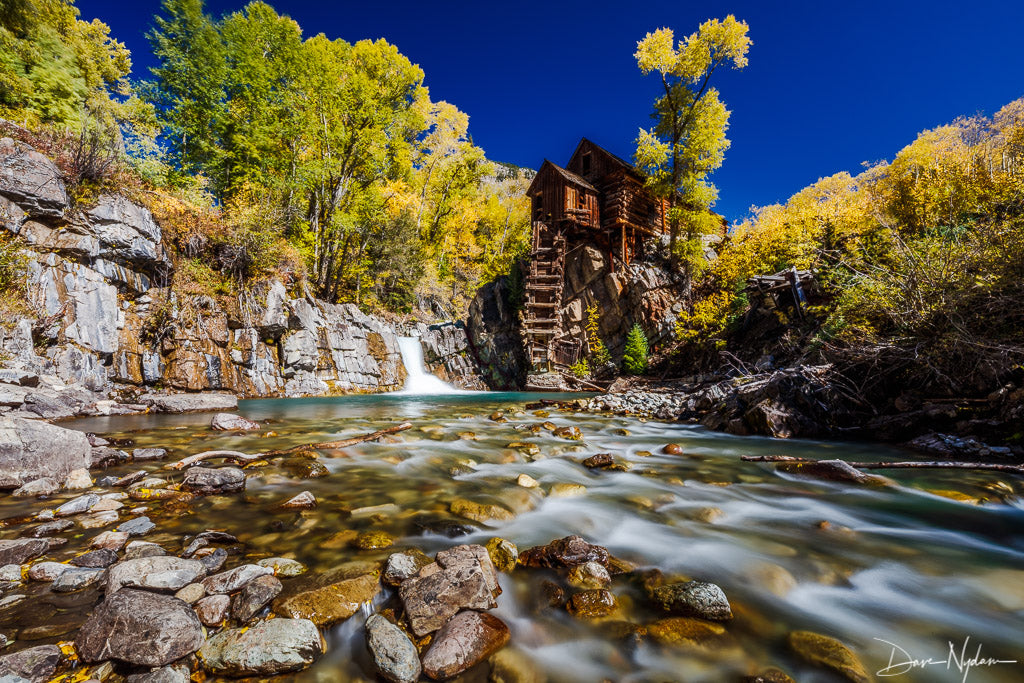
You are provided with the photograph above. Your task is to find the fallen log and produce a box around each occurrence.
[260,421,414,457]
[741,455,1024,475]
[560,372,607,393]
[166,450,263,470]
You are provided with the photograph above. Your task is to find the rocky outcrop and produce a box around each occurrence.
[0,137,485,400]
[467,248,686,388]
[0,417,91,489]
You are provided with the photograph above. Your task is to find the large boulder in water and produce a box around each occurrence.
[0,417,91,490]
[519,535,610,569]
[76,589,204,666]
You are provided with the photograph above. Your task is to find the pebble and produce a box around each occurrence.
[64,468,94,490]
[567,589,618,618]
[650,581,733,621]
[568,561,611,589]
[486,537,519,572]
[76,510,120,529]
[91,531,129,551]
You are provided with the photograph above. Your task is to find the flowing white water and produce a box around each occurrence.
[396,335,462,394]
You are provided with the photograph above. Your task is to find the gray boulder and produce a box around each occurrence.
[650,580,733,621]
[0,644,62,682]
[85,194,166,270]
[0,138,67,218]
[0,539,48,565]
[198,618,323,676]
[106,556,207,593]
[76,589,204,666]
[141,393,238,413]
[210,413,261,431]
[0,417,91,489]
[365,614,421,683]
[182,466,245,495]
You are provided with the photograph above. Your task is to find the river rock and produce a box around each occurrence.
[175,582,205,604]
[198,618,323,676]
[516,473,539,488]
[400,561,497,637]
[548,483,587,497]
[211,413,261,431]
[141,393,238,413]
[199,547,228,573]
[787,630,870,683]
[107,556,207,593]
[72,549,118,568]
[485,537,518,573]
[52,566,104,592]
[55,493,99,517]
[776,459,891,486]
[650,581,733,621]
[117,515,156,536]
[22,519,73,537]
[27,561,67,582]
[12,477,60,497]
[64,468,93,489]
[421,610,510,680]
[182,466,246,495]
[437,544,500,593]
[280,490,316,509]
[354,530,394,549]
[741,669,796,683]
[0,643,62,682]
[202,563,272,594]
[567,589,617,618]
[520,535,609,569]
[449,498,515,524]
[365,614,421,683]
[257,557,307,577]
[91,530,128,551]
[77,589,204,666]
[274,570,380,626]
[552,426,582,440]
[568,561,611,589]
[232,574,282,621]
[0,418,91,490]
[132,448,168,461]
[124,540,165,559]
[125,665,191,683]
[0,539,48,565]
[76,509,119,529]
[194,594,230,626]
[383,551,431,586]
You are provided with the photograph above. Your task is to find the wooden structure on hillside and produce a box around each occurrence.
[522,139,672,372]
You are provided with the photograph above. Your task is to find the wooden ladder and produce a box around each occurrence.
[522,222,566,372]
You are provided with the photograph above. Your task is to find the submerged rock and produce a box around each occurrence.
[646,617,727,646]
[77,589,204,666]
[365,614,421,683]
[421,610,510,680]
[354,530,395,550]
[567,589,617,618]
[280,490,317,509]
[741,669,797,683]
[650,581,733,621]
[776,459,891,486]
[274,571,380,627]
[182,466,246,495]
[257,557,307,577]
[449,498,514,524]
[198,618,323,676]
[787,630,871,683]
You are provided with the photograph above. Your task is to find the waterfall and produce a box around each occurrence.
[396,336,461,394]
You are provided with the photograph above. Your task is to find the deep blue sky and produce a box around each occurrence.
[80,0,1024,223]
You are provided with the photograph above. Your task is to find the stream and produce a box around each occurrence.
[0,390,1014,682]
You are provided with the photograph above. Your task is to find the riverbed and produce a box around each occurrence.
[4,391,1024,682]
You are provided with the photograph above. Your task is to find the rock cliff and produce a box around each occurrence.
[0,137,485,400]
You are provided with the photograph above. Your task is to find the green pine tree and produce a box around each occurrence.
[623,323,649,375]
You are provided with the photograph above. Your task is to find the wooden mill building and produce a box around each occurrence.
[523,138,670,372]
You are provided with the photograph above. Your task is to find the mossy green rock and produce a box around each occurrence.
[646,617,726,646]
[354,531,395,550]
[486,537,519,572]
[567,589,617,618]
[788,630,871,683]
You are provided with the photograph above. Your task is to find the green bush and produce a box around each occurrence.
[623,323,649,375]
[568,358,590,378]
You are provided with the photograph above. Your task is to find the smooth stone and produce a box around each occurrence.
[132,448,168,461]
[182,466,246,495]
[646,617,727,646]
[124,540,166,559]
[210,413,261,431]
[64,468,93,490]
[27,561,67,582]
[274,571,380,627]
[0,644,62,682]
[567,589,617,618]
[516,474,539,488]
[449,498,514,524]
[568,561,611,589]
[788,630,871,683]
[231,574,282,621]
[548,483,587,498]
[113,470,147,487]
[202,563,272,594]
[76,589,204,666]
[90,531,128,551]
[12,478,60,497]
[107,556,207,593]
[257,557,306,577]
[354,530,394,550]
[650,581,733,621]
[279,490,316,509]
[194,594,230,627]
[72,549,118,568]
[76,510,119,529]
[485,537,519,573]
[117,516,155,536]
[55,493,99,517]
[421,610,510,680]
[199,547,228,573]
[365,614,421,683]
[198,618,323,676]
[174,582,205,604]
[383,551,431,586]
[0,539,48,565]
[52,566,104,592]
[125,664,191,683]
[89,498,123,512]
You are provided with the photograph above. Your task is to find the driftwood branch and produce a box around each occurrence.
[260,422,414,457]
[740,455,1024,475]
[560,372,607,393]
[166,450,264,470]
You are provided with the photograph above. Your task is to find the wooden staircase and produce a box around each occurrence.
[522,222,566,372]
